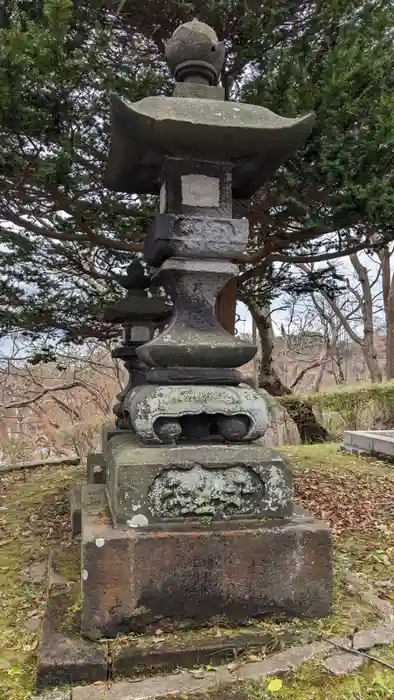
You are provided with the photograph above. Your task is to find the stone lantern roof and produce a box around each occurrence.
[104,20,315,199]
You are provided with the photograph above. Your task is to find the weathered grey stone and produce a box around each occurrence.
[182,173,219,207]
[30,690,71,700]
[158,157,232,216]
[101,423,131,445]
[81,499,132,640]
[69,485,82,537]
[23,561,47,584]
[81,495,332,639]
[150,465,265,519]
[80,484,109,511]
[344,569,394,618]
[86,453,106,485]
[103,297,169,324]
[70,484,108,538]
[173,82,225,100]
[343,429,394,459]
[145,214,249,266]
[145,367,242,385]
[73,672,229,700]
[73,642,327,699]
[137,259,256,369]
[353,622,394,649]
[104,95,315,199]
[104,437,293,524]
[103,260,173,430]
[36,583,107,689]
[103,258,169,323]
[322,652,365,675]
[112,630,292,679]
[88,15,329,651]
[123,384,269,444]
[165,19,225,84]
[237,642,327,679]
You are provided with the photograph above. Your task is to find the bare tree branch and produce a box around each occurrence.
[2,381,82,410]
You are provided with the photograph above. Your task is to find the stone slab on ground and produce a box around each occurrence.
[73,672,231,700]
[323,652,365,676]
[72,642,328,700]
[30,692,72,700]
[353,622,394,649]
[112,630,298,678]
[81,496,333,639]
[345,570,394,619]
[33,620,394,697]
[343,430,394,459]
[36,556,107,690]
[23,560,47,584]
[235,642,327,679]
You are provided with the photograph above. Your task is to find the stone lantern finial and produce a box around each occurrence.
[165,18,225,85]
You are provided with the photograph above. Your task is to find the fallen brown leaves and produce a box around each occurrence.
[34,491,71,544]
[294,469,394,535]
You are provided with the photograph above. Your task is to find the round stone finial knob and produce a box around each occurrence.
[165,18,225,85]
[118,259,149,291]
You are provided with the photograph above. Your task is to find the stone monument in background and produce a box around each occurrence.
[75,19,333,641]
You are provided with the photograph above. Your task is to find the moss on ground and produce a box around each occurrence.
[0,463,83,700]
[279,442,394,478]
[0,446,394,699]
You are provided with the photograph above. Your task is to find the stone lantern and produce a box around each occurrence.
[75,19,332,641]
[103,259,171,429]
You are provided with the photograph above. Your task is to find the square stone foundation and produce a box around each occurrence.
[81,488,332,640]
[103,437,294,525]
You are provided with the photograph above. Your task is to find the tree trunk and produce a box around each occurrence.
[245,297,331,444]
[299,259,383,384]
[349,254,383,383]
[216,278,237,334]
[380,246,394,380]
[386,277,394,380]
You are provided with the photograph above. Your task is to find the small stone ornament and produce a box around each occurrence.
[165,18,226,85]
[103,259,171,428]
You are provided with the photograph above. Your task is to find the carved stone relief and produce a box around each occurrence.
[149,464,264,518]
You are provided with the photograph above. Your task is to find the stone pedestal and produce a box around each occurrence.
[76,434,333,640]
[81,485,332,640]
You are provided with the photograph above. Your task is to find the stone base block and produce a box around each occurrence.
[81,495,332,640]
[35,547,299,690]
[104,438,293,525]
